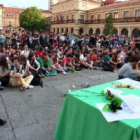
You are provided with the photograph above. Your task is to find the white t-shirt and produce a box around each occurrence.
[21,50,30,58]
[118,63,132,76]
[27,59,39,67]
[80,54,87,61]
[60,36,66,41]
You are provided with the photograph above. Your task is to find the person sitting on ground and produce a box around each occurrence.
[110,52,122,69]
[39,53,57,76]
[102,52,114,71]
[0,56,11,87]
[9,53,17,65]
[117,51,124,65]
[10,57,34,91]
[72,53,82,71]
[50,53,66,75]
[35,47,44,59]
[133,61,140,79]
[80,51,93,69]
[124,52,132,63]
[87,49,99,67]
[118,55,140,79]
[61,54,75,72]
[20,55,30,76]
[27,52,43,77]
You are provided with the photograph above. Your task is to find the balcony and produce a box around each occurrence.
[51,19,75,24]
[87,17,140,24]
[78,19,88,24]
[51,17,140,24]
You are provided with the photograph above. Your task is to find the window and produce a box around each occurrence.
[114,12,119,18]
[124,11,129,18]
[54,18,55,21]
[91,15,94,20]
[81,15,84,20]
[66,15,69,20]
[72,15,74,19]
[135,10,140,17]
[105,13,109,18]
[9,21,11,25]
[97,14,101,19]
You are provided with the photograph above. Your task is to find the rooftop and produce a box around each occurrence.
[3,7,24,13]
[41,10,52,13]
[89,0,140,11]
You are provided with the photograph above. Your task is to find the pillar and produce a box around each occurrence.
[118,27,121,36]
[128,27,132,37]
[100,27,104,35]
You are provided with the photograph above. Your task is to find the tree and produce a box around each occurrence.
[19,7,46,31]
[103,13,114,35]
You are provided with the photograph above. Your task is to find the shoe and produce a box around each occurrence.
[81,82,90,88]
[71,69,74,73]
[0,86,4,91]
[62,71,67,75]
[27,85,34,89]
[89,67,93,70]
[40,80,43,88]
[93,67,98,70]
[0,119,7,126]
[20,87,25,91]
[39,74,45,78]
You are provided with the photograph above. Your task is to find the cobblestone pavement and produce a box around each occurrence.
[0,69,117,140]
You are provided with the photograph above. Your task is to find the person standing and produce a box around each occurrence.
[16,29,22,46]
[21,30,27,47]
[5,30,12,48]
[40,31,48,48]
[32,31,40,48]
[0,32,6,48]
[21,45,30,59]
[26,32,33,49]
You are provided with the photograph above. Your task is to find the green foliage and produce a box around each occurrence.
[103,13,114,35]
[19,7,46,31]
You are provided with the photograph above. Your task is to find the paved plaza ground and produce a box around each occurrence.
[0,70,118,140]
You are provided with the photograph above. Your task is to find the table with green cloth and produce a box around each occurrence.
[54,80,140,140]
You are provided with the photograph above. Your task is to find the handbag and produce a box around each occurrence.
[46,68,57,76]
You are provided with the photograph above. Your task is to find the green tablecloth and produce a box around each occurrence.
[54,81,140,140]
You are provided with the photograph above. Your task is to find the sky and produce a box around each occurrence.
[0,0,48,10]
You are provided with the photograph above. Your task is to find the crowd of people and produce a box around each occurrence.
[0,29,140,125]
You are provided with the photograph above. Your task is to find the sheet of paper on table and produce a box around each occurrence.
[117,78,140,89]
[104,87,123,97]
[96,103,140,122]
[120,94,140,113]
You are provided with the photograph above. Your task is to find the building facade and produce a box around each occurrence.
[2,7,24,30]
[51,0,140,37]
[0,4,3,30]
[42,10,52,33]
[1,6,52,31]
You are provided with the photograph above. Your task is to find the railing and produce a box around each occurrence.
[51,19,75,24]
[51,17,140,24]
[81,17,140,24]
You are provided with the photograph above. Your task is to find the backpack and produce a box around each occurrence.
[30,71,43,86]
[102,62,114,71]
